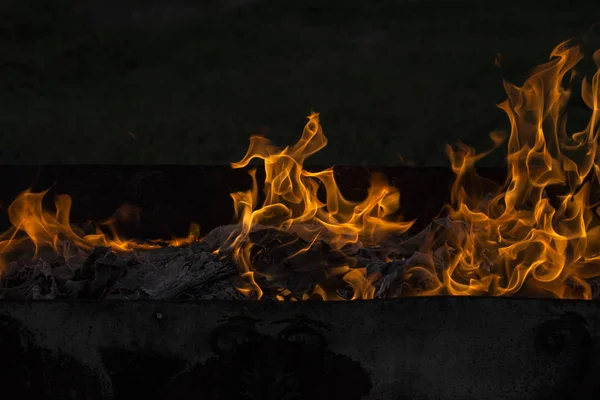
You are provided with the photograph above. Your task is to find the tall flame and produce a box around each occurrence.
[403,39,600,299]
[224,112,414,299]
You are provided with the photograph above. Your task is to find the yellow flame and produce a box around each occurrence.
[401,39,600,299]
[0,189,197,272]
[223,111,413,299]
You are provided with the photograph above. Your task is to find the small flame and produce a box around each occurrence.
[0,189,197,272]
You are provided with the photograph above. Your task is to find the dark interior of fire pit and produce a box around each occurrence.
[0,165,508,238]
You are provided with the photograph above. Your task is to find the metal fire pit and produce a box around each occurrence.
[0,166,597,398]
[1,297,598,399]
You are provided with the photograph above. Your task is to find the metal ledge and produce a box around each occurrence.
[1,297,599,399]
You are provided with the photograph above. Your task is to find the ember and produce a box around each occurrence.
[1,38,600,301]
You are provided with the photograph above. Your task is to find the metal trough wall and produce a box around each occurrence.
[1,297,599,399]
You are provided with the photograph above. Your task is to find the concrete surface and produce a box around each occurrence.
[0,297,599,399]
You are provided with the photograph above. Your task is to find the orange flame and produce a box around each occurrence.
[223,112,414,299]
[0,189,198,271]
[401,39,600,299]
[1,38,600,301]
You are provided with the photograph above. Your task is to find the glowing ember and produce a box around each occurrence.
[1,38,600,300]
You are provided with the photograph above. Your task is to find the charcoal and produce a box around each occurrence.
[36,251,64,267]
[77,246,111,280]
[357,246,386,260]
[0,262,23,289]
[139,250,244,300]
[109,266,141,294]
[0,222,450,300]
[89,251,128,297]
[365,260,403,298]
[245,228,352,297]
[0,284,31,299]
[202,224,239,251]
[64,279,91,299]
[19,260,63,300]
[2,217,597,300]
[590,278,600,300]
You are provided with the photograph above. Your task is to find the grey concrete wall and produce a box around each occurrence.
[1,297,599,398]
[1,0,599,165]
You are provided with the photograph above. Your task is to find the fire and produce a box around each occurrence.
[222,112,413,299]
[1,37,600,301]
[0,189,198,270]
[410,39,600,299]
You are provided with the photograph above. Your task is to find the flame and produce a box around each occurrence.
[1,37,600,301]
[223,112,414,299]
[0,189,198,271]
[401,39,600,299]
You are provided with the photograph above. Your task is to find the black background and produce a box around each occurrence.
[1,0,600,166]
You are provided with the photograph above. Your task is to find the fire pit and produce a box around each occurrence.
[1,38,600,399]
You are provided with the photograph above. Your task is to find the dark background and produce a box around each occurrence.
[1,0,599,166]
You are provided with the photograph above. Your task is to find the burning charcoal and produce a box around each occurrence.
[357,246,385,260]
[28,283,55,300]
[338,241,365,257]
[404,251,436,269]
[590,278,600,300]
[76,246,111,281]
[63,279,91,299]
[365,260,394,277]
[21,259,63,300]
[202,223,285,252]
[51,264,75,285]
[89,251,128,297]
[0,284,31,300]
[202,224,242,251]
[245,228,350,297]
[31,259,53,279]
[367,260,404,298]
[97,251,128,269]
[108,266,141,296]
[36,251,64,267]
[0,260,40,299]
[0,262,23,289]
[390,216,466,258]
[140,250,243,300]
[368,252,443,298]
[133,245,189,268]
[352,256,375,270]
[249,229,333,271]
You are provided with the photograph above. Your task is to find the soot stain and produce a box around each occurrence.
[0,315,105,399]
[165,316,373,399]
[98,346,185,399]
[533,312,594,400]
